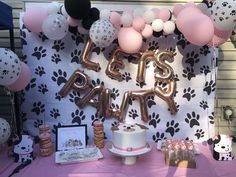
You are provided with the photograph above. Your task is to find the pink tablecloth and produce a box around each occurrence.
[1,143,236,177]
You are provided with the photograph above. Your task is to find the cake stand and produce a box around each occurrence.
[108,143,152,165]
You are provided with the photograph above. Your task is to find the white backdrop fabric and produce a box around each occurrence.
[19,13,217,144]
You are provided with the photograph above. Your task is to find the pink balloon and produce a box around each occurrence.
[132,17,145,32]
[23,7,48,33]
[208,28,232,47]
[118,27,143,54]
[141,24,153,38]
[159,8,171,22]
[182,14,214,46]
[110,12,121,29]
[185,2,196,7]
[152,8,160,18]
[7,62,32,92]
[67,16,81,27]
[173,4,185,18]
[176,6,201,32]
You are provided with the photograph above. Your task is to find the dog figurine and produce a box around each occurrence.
[208,134,235,161]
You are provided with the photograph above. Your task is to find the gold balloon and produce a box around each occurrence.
[76,85,104,117]
[106,48,142,81]
[154,80,177,114]
[118,91,131,122]
[130,89,155,122]
[136,51,155,84]
[105,48,125,81]
[154,50,174,81]
[59,69,90,97]
[81,38,101,72]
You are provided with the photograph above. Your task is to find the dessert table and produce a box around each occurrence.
[1,143,236,177]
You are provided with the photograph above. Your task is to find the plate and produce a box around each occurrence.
[107,143,152,157]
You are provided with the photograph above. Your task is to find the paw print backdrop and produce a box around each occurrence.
[19,13,217,144]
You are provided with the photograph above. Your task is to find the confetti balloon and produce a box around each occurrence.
[0,48,21,86]
[42,14,68,40]
[89,19,117,47]
[0,118,11,145]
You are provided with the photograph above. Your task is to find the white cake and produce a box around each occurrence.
[112,123,147,152]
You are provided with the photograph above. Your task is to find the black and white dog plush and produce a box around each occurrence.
[13,134,34,163]
[208,134,235,161]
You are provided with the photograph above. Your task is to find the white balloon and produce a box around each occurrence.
[211,0,236,30]
[100,9,111,20]
[46,1,60,14]
[0,48,21,86]
[0,118,11,144]
[133,8,145,18]
[142,10,155,24]
[89,19,117,48]
[121,13,133,27]
[163,21,175,34]
[152,19,164,32]
[42,14,68,40]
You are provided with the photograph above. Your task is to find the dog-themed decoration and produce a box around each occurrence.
[208,134,235,161]
[13,134,34,163]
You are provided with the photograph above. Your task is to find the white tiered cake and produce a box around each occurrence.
[111,123,148,152]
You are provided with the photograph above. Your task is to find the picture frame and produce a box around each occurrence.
[56,125,87,151]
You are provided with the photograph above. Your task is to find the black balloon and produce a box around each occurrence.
[64,0,91,19]
[82,18,94,30]
[88,7,100,21]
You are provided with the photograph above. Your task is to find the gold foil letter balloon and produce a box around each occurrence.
[59,70,90,97]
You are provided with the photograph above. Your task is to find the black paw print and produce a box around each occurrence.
[152,132,167,143]
[173,74,180,82]
[69,91,80,103]
[128,97,135,105]
[111,88,120,100]
[20,55,27,64]
[200,45,210,56]
[195,129,205,139]
[55,92,62,101]
[111,121,119,127]
[110,103,120,110]
[230,10,236,16]
[91,115,105,125]
[128,109,138,119]
[208,112,214,124]
[71,110,85,125]
[200,65,211,76]
[92,47,105,55]
[136,81,146,88]
[149,112,160,128]
[124,55,138,63]
[32,46,47,60]
[167,47,177,56]
[183,87,196,101]
[38,84,48,94]
[148,41,159,51]
[147,96,156,108]
[185,112,200,128]
[91,78,104,88]
[200,101,209,110]
[185,51,200,67]
[31,101,45,115]
[51,54,62,64]
[122,72,132,82]
[71,33,84,46]
[50,108,61,119]
[52,123,62,134]
[177,34,190,49]
[222,2,228,7]
[203,80,216,95]
[20,30,27,45]
[52,40,65,52]
[182,67,196,80]
[35,66,46,76]
[51,69,67,86]
[25,78,36,91]
[38,32,48,42]
[154,81,167,90]
[165,120,180,137]
[33,119,43,128]
[70,49,81,64]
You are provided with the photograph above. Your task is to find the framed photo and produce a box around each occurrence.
[56,125,87,151]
